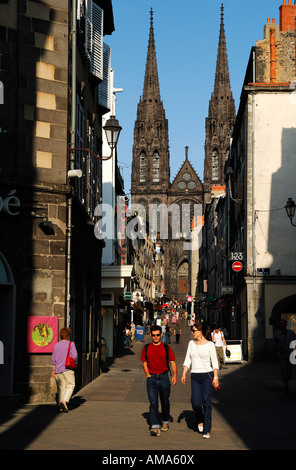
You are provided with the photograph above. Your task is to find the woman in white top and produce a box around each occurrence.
[181,322,219,439]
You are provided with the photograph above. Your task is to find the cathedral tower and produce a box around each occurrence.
[203,4,236,204]
[131,9,170,207]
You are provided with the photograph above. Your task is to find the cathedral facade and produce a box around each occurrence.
[131,5,235,303]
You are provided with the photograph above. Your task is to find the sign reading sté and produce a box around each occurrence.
[0,190,20,216]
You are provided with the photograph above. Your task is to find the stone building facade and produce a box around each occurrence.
[0,0,114,402]
[222,0,296,360]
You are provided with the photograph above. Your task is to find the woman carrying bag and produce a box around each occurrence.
[52,327,78,412]
[181,322,219,439]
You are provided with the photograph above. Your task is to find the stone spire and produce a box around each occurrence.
[142,8,161,104]
[209,3,235,117]
[131,9,170,199]
[203,3,236,204]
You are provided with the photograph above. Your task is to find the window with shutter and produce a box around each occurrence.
[85,0,103,80]
[75,97,86,204]
[98,43,111,110]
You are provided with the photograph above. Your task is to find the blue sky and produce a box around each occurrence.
[107,0,281,195]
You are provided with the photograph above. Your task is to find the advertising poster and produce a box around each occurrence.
[27,316,59,353]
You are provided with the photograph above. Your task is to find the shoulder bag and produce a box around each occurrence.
[65,341,77,370]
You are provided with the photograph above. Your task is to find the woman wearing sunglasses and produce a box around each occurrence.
[181,322,219,439]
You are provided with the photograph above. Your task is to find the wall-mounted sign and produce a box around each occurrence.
[232,261,243,272]
[230,252,244,261]
[221,286,234,295]
[257,268,270,275]
[101,293,114,306]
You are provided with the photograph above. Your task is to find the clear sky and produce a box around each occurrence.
[106,0,281,195]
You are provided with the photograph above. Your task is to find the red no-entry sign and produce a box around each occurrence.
[232,261,243,272]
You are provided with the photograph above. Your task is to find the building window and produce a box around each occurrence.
[153,151,160,182]
[86,125,97,219]
[98,43,111,111]
[85,0,103,80]
[212,149,219,181]
[140,151,146,182]
[75,96,86,204]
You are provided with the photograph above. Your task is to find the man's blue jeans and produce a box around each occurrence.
[190,372,213,435]
[147,372,171,429]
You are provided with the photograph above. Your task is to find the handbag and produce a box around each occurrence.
[226,349,231,358]
[65,341,77,370]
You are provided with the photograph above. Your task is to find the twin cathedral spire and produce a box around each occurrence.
[130,5,235,301]
[131,4,235,207]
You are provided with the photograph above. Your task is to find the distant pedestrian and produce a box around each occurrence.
[211,324,228,369]
[161,322,166,342]
[174,323,181,343]
[164,325,172,344]
[141,325,177,436]
[124,325,132,348]
[274,319,296,392]
[131,321,136,341]
[220,325,229,339]
[181,322,219,439]
[52,327,78,413]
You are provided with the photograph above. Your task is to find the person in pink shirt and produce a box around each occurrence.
[52,327,78,412]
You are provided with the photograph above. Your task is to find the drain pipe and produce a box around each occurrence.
[251,98,256,292]
[66,0,77,326]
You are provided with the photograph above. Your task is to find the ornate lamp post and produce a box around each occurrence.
[103,115,122,159]
[285,198,296,227]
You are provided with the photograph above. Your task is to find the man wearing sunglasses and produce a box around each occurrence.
[141,325,177,437]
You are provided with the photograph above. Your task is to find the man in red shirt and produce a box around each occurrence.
[141,325,177,436]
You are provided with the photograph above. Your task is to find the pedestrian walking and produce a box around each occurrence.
[141,325,177,437]
[164,324,172,344]
[52,327,78,413]
[125,325,132,348]
[174,322,181,343]
[131,321,136,341]
[181,322,219,439]
[274,318,296,392]
[211,324,228,369]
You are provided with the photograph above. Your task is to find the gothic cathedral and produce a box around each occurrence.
[131,5,235,303]
[204,4,236,204]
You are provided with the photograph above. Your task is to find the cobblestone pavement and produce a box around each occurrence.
[0,319,296,456]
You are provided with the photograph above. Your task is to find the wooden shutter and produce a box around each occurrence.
[98,43,111,110]
[85,0,103,80]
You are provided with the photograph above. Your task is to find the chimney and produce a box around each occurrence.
[279,0,296,31]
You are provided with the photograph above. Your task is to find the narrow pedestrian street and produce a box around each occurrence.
[0,318,296,454]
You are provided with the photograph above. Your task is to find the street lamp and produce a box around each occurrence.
[103,115,122,158]
[67,116,122,164]
[285,198,296,227]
